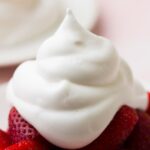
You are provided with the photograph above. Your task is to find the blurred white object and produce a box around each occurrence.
[0,0,98,66]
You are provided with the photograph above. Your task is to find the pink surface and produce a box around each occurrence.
[98,0,150,84]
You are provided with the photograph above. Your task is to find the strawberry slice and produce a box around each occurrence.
[0,130,11,149]
[8,107,56,149]
[124,110,150,150]
[80,105,138,150]
[8,107,40,143]
[7,106,139,150]
[5,140,45,150]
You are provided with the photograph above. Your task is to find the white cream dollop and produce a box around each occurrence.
[7,10,148,149]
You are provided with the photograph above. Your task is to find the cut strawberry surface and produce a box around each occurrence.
[79,105,138,150]
[8,107,40,143]
[7,106,139,150]
[8,107,57,149]
[5,140,46,150]
[124,110,150,150]
[0,130,11,149]
[5,105,150,150]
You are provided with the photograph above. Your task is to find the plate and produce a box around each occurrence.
[0,80,149,131]
[0,0,98,67]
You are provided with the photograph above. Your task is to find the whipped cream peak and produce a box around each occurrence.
[37,9,120,86]
[7,10,148,149]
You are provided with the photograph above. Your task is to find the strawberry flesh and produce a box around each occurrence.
[8,107,57,149]
[6,105,150,150]
[5,140,45,150]
[123,110,150,150]
[8,107,40,143]
[79,105,139,150]
[0,130,11,149]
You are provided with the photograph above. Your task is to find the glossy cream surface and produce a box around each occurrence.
[7,10,148,149]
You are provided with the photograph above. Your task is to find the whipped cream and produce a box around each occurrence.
[7,10,148,149]
[0,0,63,47]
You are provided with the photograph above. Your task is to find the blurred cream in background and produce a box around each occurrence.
[97,0,150,84]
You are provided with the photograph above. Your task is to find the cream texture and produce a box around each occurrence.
[0,0,63,47]
[7,10,148,149]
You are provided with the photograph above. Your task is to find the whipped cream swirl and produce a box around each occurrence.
[7,10,148,149]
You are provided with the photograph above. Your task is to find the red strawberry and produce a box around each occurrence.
[79,105,138,150]
[146,92,150,115]
[7,106,139,150]
[0,130,11,149]
[124,110,150,150]
[5,140,45,150]
[8,107,40,143]
[41,106,138,150]
[8,107,56,149]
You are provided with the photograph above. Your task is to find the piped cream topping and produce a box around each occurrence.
[7,9,148,149]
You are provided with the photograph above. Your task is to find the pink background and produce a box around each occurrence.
[98,0,150,83]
